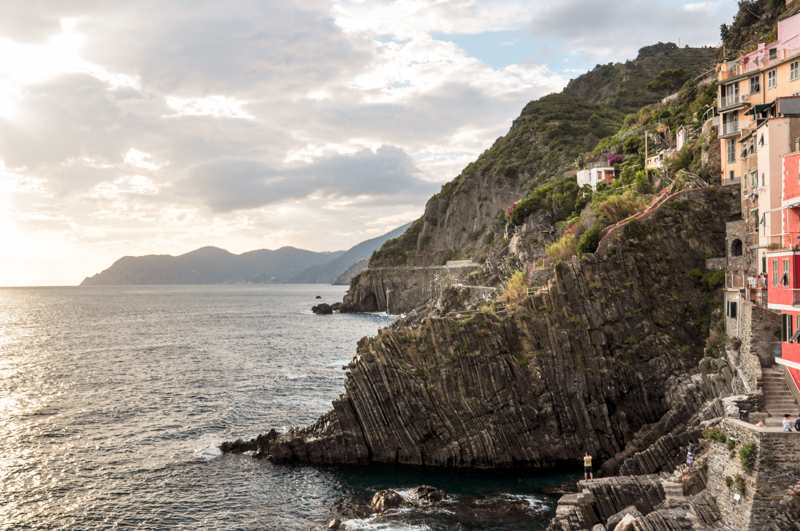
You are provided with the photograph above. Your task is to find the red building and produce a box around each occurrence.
[767,151,800,389]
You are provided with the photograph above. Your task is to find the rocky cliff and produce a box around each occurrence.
[223,187,739,469]
[339,43,718,315]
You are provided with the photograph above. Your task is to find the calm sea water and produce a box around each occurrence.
[0,285,568,530]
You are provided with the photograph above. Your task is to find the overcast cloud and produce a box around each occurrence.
[0,0,736,286]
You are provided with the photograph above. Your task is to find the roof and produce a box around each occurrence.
[779,5,800,21]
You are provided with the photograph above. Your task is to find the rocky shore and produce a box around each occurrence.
[222,188,739,472]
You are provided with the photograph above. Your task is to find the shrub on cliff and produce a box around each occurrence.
[739,443,758,474]
[502,271,528,308]
[593,190,650,224]
[546,234,578,262]
[577,225,602,255]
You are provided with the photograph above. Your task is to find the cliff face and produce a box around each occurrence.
[224,187,739,468]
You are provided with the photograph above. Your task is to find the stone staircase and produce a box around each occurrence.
[762,367,799,426]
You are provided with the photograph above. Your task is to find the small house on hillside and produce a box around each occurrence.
[577,166,615,190]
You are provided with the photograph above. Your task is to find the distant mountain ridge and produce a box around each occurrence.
[290,222,411,284]
[80,223,411,286]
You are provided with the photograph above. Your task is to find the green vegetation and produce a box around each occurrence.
[646,68,690,97]
[546,234,578,262]
[739,442,758,474]
[705,426,727,443]
[506,177,590,227]
[764,455,777,469]
[725,476,734,488]
[734,474,746,495]
[501,271,529,308]
[727,439,736,451]
[577,225,602,255]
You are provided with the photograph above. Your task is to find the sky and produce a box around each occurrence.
[0,0,737,286]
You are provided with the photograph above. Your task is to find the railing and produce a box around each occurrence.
[720,122,740,136]
[747,275,767,288]
[780,232,800,249]
[720,94,740,108]
[722,176,741,186]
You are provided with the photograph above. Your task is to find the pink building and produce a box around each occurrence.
[766,150,800,391]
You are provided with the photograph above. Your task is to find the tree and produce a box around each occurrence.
[646,69,691,97]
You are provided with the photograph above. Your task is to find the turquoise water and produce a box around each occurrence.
[0,285,569,530]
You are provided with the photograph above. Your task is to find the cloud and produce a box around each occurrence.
[528,0,735,61]
[182,145,437,212]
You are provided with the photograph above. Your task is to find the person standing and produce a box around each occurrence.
[583,452,593,480]
[686,440,695,468]
[783,414,793,432]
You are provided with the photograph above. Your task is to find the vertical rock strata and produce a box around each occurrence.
[223,188,740,469]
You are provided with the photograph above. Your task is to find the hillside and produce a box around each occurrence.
[80,246,343,285]
[81,223,412,286]
[367,43,717,270]
[290,223,412,284]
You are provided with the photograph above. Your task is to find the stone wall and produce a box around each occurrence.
[726,220,751,273]
[706,257,727,271]
[706,418,800,531]
[339,265,481,314]
[727,300,778,396]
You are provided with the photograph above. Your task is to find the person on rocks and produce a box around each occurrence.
[795,416,800,432]
[755,419,764,428]
[783,414,794,432]
[686,440,695,468]
[583,452,593,480]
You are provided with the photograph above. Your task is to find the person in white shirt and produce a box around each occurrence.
[783,414,793,432]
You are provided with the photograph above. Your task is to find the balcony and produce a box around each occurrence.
[720,94,740,109]
[720,122,740,137]
[780,232,800,249]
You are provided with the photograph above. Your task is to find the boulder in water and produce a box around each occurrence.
[411,485,446,504]
[371,490,406,513]
[312,303,333,314]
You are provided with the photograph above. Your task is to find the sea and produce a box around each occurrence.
[0,284,574,530]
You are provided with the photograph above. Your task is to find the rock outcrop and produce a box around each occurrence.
[223,188,741,470]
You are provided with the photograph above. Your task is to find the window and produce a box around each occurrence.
[727,139,736,163]
[792,61,800,81]
[759,133,764,146]
[730,170,735,182]
[774,258,779,286]
[731,239,743,257]
[784,258,791,286]
[754,209,759,229]
[769,69,778,88]
[783,313,794,342]
[751,75,761,93]
[770,48,778,60]
[750,138,755,156]
[727,301,738,318]
[763,256,767,274]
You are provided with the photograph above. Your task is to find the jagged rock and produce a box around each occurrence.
[370,490,406,514]
[312,303,333,314]
[606,506,643,530]
[612,513,636,531]
[327,518,341,529]
[316,295,322,299]
[576,476,664,522]
[410,485,446,504]
[223,189,740,470]
[592,525,606,531]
